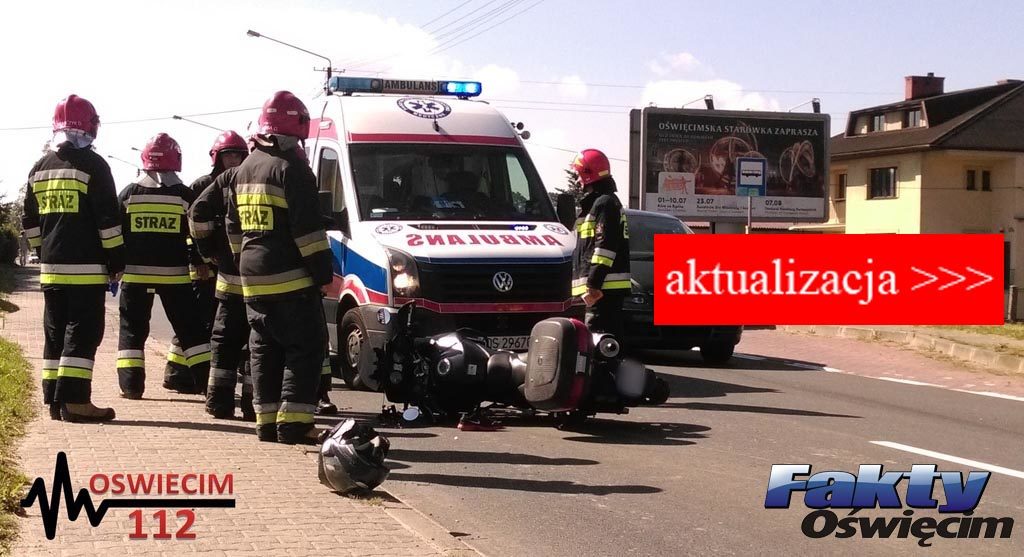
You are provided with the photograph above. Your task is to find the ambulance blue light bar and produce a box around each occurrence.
[329,77,483,97]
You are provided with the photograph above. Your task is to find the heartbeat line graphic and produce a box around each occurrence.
[21,452,234,540]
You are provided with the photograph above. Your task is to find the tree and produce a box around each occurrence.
[555,167,585,203]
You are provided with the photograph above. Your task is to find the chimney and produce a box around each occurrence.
[904,72,945,100]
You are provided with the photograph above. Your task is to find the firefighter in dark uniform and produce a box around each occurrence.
[190,163,255,420]
[165,131,249,398]
[22,94,125,422]
[116,133,212,399]
[571,149,631,339]
[226,91,333,444]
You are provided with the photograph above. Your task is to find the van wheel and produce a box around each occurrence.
[700,342,735,366]
[340,309,380,391]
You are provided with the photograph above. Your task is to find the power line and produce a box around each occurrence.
[515,79,894,96]
[433,0,525,42]
[429,0,499,34]
[526,142,627,162]
[0,106,260,132]
[430,0,546,56]
[420,0,474,30]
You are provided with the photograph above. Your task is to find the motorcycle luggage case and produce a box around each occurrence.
[523,318,589,411]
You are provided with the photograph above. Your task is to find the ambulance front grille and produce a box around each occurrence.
[417,261,571,303]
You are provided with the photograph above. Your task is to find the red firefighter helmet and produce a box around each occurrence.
[53,95,100,137]
[140,133,183,172]
[209,130,248,165]
[258,91,310,139]
[571,149,611,187]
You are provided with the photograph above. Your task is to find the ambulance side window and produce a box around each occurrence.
[317,147,348,233]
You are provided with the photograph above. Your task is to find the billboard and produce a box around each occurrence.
[629,108,830,223]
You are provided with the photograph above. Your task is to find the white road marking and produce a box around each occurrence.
[876,377,941,387]
[870,441,1024,480]
[785,362,823,370]
[823,367,844,373]
[951,389,1024,403]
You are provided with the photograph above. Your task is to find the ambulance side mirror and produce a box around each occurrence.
[556,193,576,229]
[318,191,334,220]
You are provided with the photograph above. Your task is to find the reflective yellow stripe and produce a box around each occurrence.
[236,193,287,208]
[29,238,41,248]
[57,366,92,380]
[101,235,124,248]
[591,255,614,267]
[298,239,330,257]
[41,369,59,380]
[40,273,108,285]
[603,280,631,290]
[122,273,191,285]
[215,279,244,295]
[241,276,314,297]
[116,358,145,368]
[276,411,315,424]
[321,364,332,376]
[167,351,187,365]
[256,412,277,425]
[190,269,200,280]
[571,284,587,296]
[32,179,88,193]
[126,203,185,215]
[186,352,212,366]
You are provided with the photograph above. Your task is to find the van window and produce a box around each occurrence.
[318,147,345,212]
[349,144,555,221]
[628,214,691,254]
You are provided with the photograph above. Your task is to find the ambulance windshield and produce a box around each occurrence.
[350,144,556,221]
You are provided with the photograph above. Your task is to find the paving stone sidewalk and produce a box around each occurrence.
[4,267,445,556]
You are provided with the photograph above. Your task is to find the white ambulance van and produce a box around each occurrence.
[305,76,580,390]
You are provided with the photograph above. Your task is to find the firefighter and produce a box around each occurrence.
[116,133,212,399]
[190,163,255,420]
[166,131,249,399]
[226,91,333,444]
[22,94,124,422]
[570,149,631,340]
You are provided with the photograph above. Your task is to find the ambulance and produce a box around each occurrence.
[305,76,579,391]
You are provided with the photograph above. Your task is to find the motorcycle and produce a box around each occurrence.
[374,302,671,424]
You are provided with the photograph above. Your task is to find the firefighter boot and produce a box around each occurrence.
[61,402,116,423]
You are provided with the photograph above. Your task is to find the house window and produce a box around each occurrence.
[869,167,897,199]
[835,173,847,200]
[904,109,922,128]
[966,169,976,191]
[871,114,885,132]
[982,170,992,192]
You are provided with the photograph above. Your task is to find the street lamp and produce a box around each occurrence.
[789,98,822,113]
[704,95,715,110]
[246,29,335,92]
[172,115,223,132]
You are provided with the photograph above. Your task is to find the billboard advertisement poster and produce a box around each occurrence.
[637,108,830,222]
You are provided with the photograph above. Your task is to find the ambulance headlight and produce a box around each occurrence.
[385,248,421,298]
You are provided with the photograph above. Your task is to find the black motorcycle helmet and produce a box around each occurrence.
[318,419,391,494]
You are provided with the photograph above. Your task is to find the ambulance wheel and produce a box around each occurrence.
[340,309,380,392]
[699,342,735,366]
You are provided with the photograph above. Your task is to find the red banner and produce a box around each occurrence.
[653,234,1004,325]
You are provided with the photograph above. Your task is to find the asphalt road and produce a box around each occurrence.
[144,306,1024,556]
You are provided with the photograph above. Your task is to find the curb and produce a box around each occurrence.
[779,325,1024,376]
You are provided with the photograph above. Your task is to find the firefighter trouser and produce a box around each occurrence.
[246,291,327,438]
[166,277,218,389]
[206,296,253,411]
[585,290,626,341]
[42,287,106,405]
[117,283,211,396]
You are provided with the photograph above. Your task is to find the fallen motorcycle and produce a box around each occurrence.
[375,302,670,424]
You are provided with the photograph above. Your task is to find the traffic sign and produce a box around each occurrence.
[735,157,767,197]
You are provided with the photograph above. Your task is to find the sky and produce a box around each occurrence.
[2,0,1023,205]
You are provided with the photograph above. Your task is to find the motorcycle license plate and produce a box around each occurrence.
[486,335,530,351]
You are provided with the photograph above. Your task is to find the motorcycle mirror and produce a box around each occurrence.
[402,407,421,421]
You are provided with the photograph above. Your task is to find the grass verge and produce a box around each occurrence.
[931,324,1024,342]
[0,265,32,554]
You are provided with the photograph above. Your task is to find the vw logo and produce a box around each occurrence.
[397,97,452,120]
[492,271,514,293]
